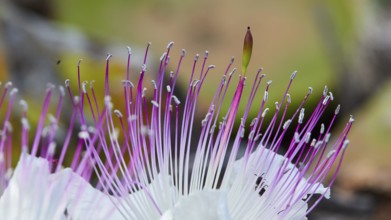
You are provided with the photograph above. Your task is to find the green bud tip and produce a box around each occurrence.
[242,26,253,76]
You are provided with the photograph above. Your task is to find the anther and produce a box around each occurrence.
[142,88,147,98]
[160,52,167,61]
[21,118,30,130]
[19,100,28,112]
[310,139,316,147]
[114,110,123,118]
[229,68,237,77]
[325,133,331,143]
[327,150,336,158]
[315,141,323,149]
[283,119,292,130]
[320,123,325,134]
[342,139,350,150]
[305,132,311,143]
[82,81,88,94]
[59,86,65,96]
[323,85,328,97]
[308,87,313,95]
[294,132,300,143]
[250,118,258,127]
[248,130,255,140]
[151,100,159,108]
[322,96,330,105]
[151,80,157,90]
[78,131,89,139]
[298,108,305,124]
[5,82,12,88]
[90,80,95,89]
[65,79,70,87]
[254,134,262,141]
[48,142,57,156]
[262,108,269,118]
[263,91,268,102]
[195,54,199,61]
[335,104,341,115]
[172,95,181,105]
[329,92,334,101]
[10,88,18,96]
[141,64,147,72]
[167,41,174,49]
[106,53,112,61]
[290,70,298,80]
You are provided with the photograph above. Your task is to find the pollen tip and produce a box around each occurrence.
[343,139,350,150]
[19,100,28,111]
[65,79,70,87]
[290,70,298,79]
[151,80,157,90]
[5,81,12,88]
[160,52,167,61]
[106,53,112,61]
[172,95,181,105]
[229,68,237,77]
[90,80,95,89]
[114,109,123,118]
[21,118,30,130]
[59,86,65,96]
[323,85,328,97]
[167,41,174,49]
[82,81,88,94]
[262,108,269,118]
[78,131,89,140]
[127,46,132,54]
[195,54,200,61]
[151,100,159,108]
[327,150,336,158]
[283,119,292,130]
[48,142,57,156]
[286,94,291,104]
[308,87,313,95]
[9,88,18,96]
[141,64,147,72]
[335,104,341,115]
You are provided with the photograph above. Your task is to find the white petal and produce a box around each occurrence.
[0,154,68,219]
[161,190,232,220]
[64,172,125,220]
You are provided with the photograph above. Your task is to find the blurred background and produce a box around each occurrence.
[0,0,390,219]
